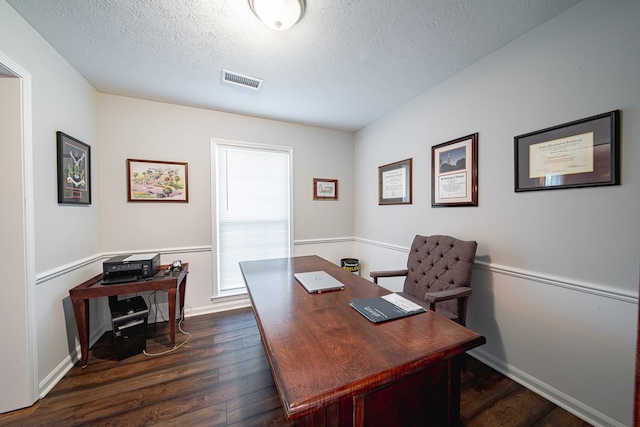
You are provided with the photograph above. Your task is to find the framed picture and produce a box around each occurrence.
[378,158,412,205]
[431,133,478,207]
[313,178,338,200]
[514,110,620,192]
[127,159,189,202]
[57,131,91,205]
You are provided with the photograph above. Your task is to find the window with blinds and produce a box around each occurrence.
[214,141,292,295]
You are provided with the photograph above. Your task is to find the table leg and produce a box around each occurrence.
[71,298,90,368]
[179,274,187,322]
[167,288,177,347]
[450,355,461,424]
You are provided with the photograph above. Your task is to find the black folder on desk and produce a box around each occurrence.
[350,293,426,323]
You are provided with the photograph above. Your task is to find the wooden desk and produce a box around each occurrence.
[69,263,188,367]
[239,256,485,427]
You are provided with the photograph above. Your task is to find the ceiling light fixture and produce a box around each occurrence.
[248,0,305,31]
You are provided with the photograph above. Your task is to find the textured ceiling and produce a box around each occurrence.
[6,0,582,131]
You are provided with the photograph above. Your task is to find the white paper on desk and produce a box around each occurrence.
[382,293,424,313]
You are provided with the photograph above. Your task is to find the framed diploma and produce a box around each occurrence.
[431,133,478,207]
[378,158,412,205]
[514,110,620,192]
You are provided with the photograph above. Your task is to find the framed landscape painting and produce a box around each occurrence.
[127,159,189,202]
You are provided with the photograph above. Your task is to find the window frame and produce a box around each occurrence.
[211,138,294,298]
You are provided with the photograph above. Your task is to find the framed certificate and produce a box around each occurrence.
[514,110,620,192]
[431,134,478,207]
[378,159,412,205]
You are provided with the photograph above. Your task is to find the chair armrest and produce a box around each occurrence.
[369,269,408,284]
[423,287,472,310]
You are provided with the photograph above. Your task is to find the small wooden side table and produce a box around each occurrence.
[69,263,188,367]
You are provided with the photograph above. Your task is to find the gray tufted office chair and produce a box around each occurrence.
[370,235,478,326]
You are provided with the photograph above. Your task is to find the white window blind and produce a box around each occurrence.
[216,143,291,294]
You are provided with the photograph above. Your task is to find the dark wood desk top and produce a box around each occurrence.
[239,255,486,420]
[69,263,189,300]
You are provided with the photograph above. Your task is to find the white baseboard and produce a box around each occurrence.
[39,297,251,399]
[201,294,252,316]
[468,348,625,427]
[39,322,106,398]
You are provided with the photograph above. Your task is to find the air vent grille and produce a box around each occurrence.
[222,70,263,90]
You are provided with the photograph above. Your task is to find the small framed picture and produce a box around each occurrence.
[127,159,189,202]
[378,159,412,205]
[313,178,338,200]
[57,131,91,205]
[431,133,478,207]
[514,110,620,192]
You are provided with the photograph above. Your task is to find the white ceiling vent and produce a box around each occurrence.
[222,70,263,90]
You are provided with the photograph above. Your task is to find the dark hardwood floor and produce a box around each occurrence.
[0,308,591,426]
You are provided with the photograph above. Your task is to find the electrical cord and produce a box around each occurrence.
[142,291,192,357]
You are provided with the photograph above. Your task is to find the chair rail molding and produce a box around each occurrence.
[36,246,212,285]
[294,237,355,246]
[355,238,637,304]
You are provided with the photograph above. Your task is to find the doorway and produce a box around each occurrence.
[0,55,37,412]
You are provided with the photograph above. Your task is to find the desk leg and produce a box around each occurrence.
[71,298,90,368]
[179,274,187,322]
[167,288,177,348]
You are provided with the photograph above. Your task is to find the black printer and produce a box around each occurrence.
[102,253,160,284]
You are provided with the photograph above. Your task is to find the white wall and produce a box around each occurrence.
[0,4,101,274]
[354,0,639,426]
[0,0,101,408]
[99,93,355,316]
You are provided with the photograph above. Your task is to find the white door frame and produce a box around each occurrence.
[0,51,38,412]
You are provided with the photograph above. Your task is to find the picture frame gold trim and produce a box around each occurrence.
[431,133,478,207]
[378,158,412,205]
[127,158,189,202]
